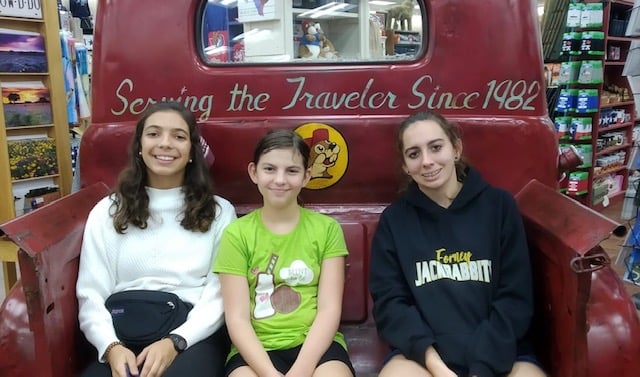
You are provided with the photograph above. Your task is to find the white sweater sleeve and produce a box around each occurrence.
[76,197,119,362]
[171,197,237,347]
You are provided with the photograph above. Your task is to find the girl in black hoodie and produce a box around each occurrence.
[369,112,546,377]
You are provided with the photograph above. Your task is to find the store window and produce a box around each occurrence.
[199,0,426,64]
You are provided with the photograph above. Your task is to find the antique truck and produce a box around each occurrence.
[1,0,639,376]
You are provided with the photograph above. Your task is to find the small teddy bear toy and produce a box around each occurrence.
[299,20,338,59]
[299,20,322,58]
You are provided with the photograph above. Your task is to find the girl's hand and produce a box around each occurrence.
[106,344,138,377]
[135,338,178,377]
[424,346,457,377]
[428,364,457,377]
[284,362,314,377]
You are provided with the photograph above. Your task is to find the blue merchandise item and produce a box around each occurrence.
[556,89,578,113]
[60,32,78,124]
[575,89,599,113]
[202,4,229,42]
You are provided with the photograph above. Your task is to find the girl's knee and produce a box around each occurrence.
[508,361,547,377]
[228,366,259,377]
[313,360,354,377]
[379,355,432,377]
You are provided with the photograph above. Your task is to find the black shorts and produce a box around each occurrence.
[225,341,355,376]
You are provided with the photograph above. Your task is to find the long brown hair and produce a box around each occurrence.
[111,101,217,233]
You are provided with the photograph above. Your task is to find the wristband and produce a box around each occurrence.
[103,341,123,362]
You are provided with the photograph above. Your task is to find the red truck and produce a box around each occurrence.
[1,0,639,376]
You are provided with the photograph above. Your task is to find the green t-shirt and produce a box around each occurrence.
[213,207,348,358]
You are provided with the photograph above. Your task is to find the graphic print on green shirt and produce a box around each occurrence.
[214,208,349,357]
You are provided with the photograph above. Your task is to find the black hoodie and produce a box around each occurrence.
[369,167,534,377]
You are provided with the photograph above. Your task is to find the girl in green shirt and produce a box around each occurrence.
[214,129,354,377]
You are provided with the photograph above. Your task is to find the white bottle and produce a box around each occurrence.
[253,273,276,319]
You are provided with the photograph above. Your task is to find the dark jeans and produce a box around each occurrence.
[81,326,230,377]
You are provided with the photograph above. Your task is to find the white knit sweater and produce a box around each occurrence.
[76,187,236,361]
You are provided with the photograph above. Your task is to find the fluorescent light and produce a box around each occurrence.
[297,1,355,19]
[309,3,350,18]
[537,5,544,17]
[298,2,341,18]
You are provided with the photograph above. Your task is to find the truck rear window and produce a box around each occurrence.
[198,0,426,64]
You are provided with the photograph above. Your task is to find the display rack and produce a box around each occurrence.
[0,0,72,293]
[551,0,637,210]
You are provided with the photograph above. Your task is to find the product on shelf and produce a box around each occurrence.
[548,0,637,208]
[580,31,605,56]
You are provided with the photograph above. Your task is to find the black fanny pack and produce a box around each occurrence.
[105,289,193,348]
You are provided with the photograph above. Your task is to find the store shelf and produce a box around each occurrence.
[0,0,71,290]
[0,240,18,263]
[11,173,61,184]
[595,164,627,178]
[600,100,635,108]
[551,0,637,209]
[599,121,634,132]
[607,36,634,42]
[0,15,42,23]
[590,190,625,212]
[596,143,632,156]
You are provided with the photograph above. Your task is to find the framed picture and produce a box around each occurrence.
[1,81,52,128]
[0,28,47,73]
[7,136,58,181]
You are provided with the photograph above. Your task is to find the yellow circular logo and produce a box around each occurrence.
[295,123,348,190]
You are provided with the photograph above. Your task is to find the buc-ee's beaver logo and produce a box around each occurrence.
[294,123,348,190]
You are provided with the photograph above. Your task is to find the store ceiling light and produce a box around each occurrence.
[298,1,354,18]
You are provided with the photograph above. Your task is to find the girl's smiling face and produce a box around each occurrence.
[249,147,311,210]
[140,110,192,189]
[402,119,461,197]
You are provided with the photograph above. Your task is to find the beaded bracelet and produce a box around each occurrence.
[103,341,124,362]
